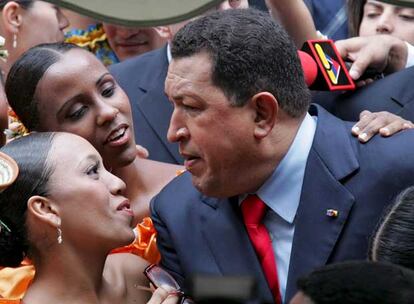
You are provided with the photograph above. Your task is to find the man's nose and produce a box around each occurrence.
[167,112,189,143]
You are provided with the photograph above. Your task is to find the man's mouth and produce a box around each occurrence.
[183,155,201,170]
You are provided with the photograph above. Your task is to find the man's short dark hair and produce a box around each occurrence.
[297,261,414,304]
[171,8,310,118]
[371,185,414,269]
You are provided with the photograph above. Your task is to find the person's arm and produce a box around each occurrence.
[265,0,318,48]
[150,197,185,286]
[106,253,180,304]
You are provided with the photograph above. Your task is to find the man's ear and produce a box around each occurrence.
[1,2,23,34]
[250,92,278,139]
[154,26,173,40]
[27,196,61,228]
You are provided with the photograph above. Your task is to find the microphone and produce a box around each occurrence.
[299,39,355,91]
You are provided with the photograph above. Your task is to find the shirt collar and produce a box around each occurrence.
[240,113,317,223]
[167,43,172,63]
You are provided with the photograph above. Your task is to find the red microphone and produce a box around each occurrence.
[299,50,318,87]
[299,39,355,91]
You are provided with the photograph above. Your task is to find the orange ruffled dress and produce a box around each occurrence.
[0,217,159,300]
[111,217,160,264]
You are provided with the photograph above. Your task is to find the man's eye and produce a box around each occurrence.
[184,104,197,111]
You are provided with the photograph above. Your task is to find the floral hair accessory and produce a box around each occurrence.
[0,152,18,235]
[5,108,29,141]
[0,151,19,192]
[0,35,8,61]
[0,218,11,234]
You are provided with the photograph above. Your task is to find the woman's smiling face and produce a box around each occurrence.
[34,48,137,170]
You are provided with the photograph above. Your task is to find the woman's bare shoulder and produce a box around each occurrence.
[135,158,184,189]
[104,253,151,303]
[105,253,149,279]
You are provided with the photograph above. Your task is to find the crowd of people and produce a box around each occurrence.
[1,0,414,303]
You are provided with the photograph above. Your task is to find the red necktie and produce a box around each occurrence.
[241,194,281,304]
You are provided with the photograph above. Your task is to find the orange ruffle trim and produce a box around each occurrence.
[0,217,159,300]
[111,217,160,264]
[0,262,33,300]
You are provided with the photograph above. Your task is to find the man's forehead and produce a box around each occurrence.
[165,69,190,95]
[165,63,212,97]
[168,54,212,80]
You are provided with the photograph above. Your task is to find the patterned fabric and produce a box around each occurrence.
[4,108,29,142]
[304,0,348,40]
[64,23,119,66]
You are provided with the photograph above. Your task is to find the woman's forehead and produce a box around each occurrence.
[48,49,105,77]
[49,133,98,165]
[35,50,107,99]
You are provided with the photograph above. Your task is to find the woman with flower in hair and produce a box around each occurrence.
[0,132,180,304]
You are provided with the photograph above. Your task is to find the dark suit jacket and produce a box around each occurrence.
[313,66,414,121]
[151,104,414,303]
[109,45,183,164]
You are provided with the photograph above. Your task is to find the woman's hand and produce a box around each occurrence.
[146,286,180,304]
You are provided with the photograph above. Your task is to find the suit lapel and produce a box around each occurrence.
[385,66,414,108]
[134,47,183,163]
[200,196,274,303]
[136,85,183,162]
[285,105,359,301]
[336,66,414,120]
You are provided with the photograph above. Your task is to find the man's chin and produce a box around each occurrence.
[191,175,228,198]
[191,175,211,195]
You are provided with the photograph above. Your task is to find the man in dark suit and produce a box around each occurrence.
[150,9,414,303]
